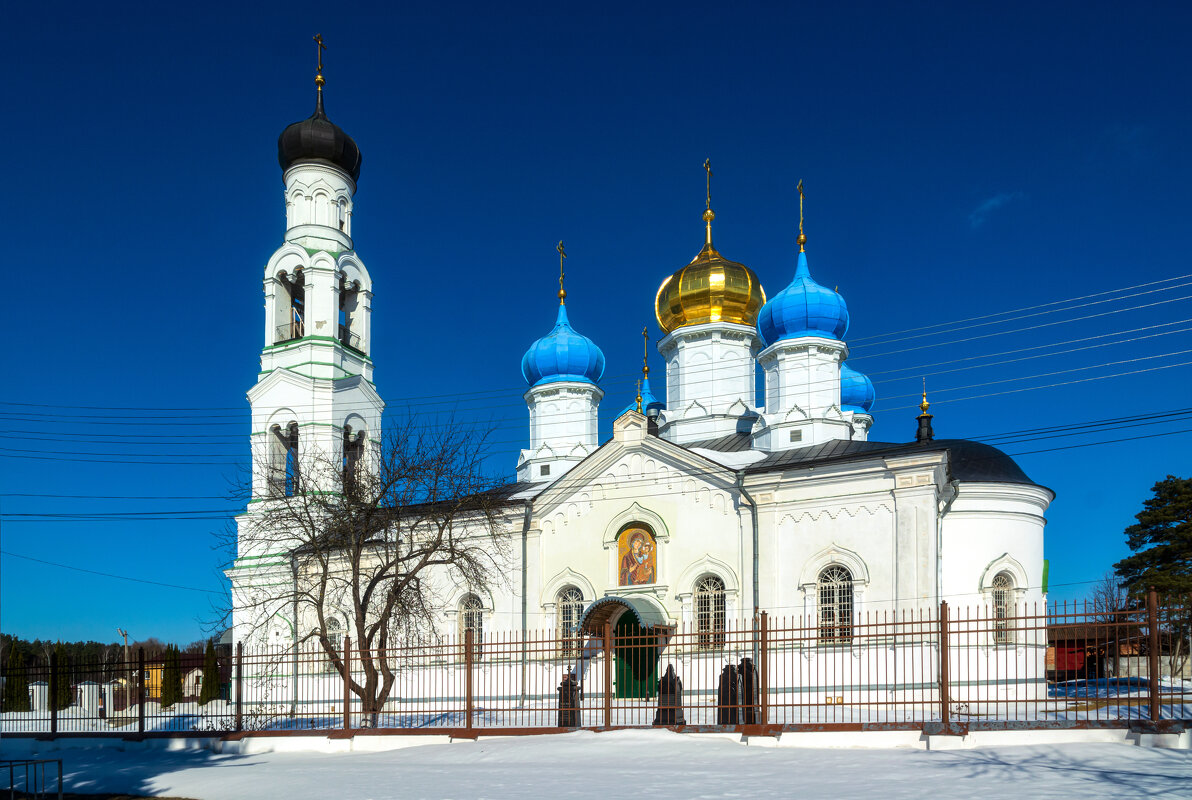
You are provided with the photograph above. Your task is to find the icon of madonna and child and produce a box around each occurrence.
[618,526,656,586]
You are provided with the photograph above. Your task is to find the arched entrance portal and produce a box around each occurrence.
[577,596,672,700]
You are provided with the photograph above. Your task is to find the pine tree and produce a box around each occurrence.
[2,645,30,712]
[52,643,72,711]
[1115,475,1192,678]
[1115,475,1192,595]
[198,641,220,706]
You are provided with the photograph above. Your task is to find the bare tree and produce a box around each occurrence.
[231,416,514,726]
[1089,572,1133,678]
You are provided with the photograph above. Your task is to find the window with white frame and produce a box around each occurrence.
[460,594,484,658]
[556,587,584,659]
[695,575,727,649]
[322,617,345,673]
[992,571,1014,645]
[818,565,854,644]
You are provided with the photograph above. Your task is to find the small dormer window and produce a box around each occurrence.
[790,430,803,443]
[540,464,551,477]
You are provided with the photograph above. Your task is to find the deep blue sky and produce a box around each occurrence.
[3,1,1190,644]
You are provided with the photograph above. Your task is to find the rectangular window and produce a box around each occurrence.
[540,464,550,477]
[790,430,803,443]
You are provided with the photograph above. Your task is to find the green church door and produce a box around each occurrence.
[613,615,659,699]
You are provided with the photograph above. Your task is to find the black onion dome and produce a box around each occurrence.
[277,91,362,181]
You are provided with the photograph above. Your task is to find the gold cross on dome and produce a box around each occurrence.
[641,326,649,378]
[797,179,807,251]
[703,158,713,210]
[314,34,327,86]
[557,241,567,304]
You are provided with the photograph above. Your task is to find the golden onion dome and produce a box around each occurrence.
[655,208,766,334]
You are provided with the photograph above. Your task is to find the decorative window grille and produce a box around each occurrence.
[695,575,727,649]
[818,566,854,644]
[322,617,345,673]
[460,594,484,659]
[992,571,1014,645]
[556,587,584,659]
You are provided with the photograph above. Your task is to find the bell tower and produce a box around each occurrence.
[246,40,383,502]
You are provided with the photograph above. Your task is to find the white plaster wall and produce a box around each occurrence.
[754,336,852,450]
[657,322,760,444]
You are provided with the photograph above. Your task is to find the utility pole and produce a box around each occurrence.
[117,628,129,664]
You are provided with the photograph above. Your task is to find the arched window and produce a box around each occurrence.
[556,587,584,659]
[695,575,726,649]
[338,278,361,351]
[276,270,305,343]
[268,422,299,497]
[992,571,1014,645]
[322,617,345,673]
[818,565,853,644]
[342,425,364,490]
[460,594,484,658]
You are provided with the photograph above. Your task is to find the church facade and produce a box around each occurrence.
[228,76,1053,692]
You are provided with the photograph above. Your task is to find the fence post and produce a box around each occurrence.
[1147,587,1160,722]
[938,600,950,727]
[49,650,59,736]
[464,628,474,732]
[342,636,351,731]
[137,647,146,735]
[759,611,769,726]
[603,622,613,729]
[234,642,243,732]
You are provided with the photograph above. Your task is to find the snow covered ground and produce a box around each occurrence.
[4,729,1191,799]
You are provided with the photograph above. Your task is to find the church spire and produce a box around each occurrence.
[797,178,807,253]
[703,158,716,249]
[916,379,935,443]
[557,241,567,305]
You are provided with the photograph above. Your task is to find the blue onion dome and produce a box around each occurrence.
[640,377,664,414]
[840,363,876,413]
[620,376,665,417]
[756,250,849,346]
[521,304,606,386]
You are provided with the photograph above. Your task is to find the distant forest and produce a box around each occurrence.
[1,632,216,668]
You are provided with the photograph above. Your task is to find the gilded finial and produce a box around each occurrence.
[703,158,715,247]
[641,326,650,378]
[797,179,807,252]
[636,379,643,413]
[915,377,935,443]
[556,241,567,304]
[314,34,327,91]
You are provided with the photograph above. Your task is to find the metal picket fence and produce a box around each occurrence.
[2,591,1188,737]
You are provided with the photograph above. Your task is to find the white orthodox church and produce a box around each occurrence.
[228,71,1053,690]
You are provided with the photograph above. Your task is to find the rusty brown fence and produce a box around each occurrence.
[3,592,1188,737]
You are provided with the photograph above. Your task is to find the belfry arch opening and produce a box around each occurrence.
[338,277,362,351]
[276,270,305,344]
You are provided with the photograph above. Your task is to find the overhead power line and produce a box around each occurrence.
[0,550,225,595]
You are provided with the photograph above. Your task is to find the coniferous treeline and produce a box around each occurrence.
[0,633,211,669]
